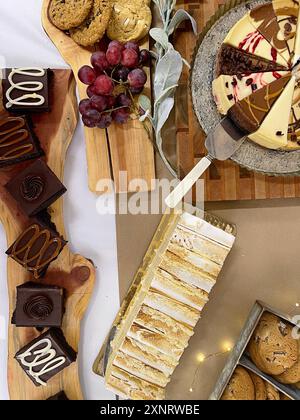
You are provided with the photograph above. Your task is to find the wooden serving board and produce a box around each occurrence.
[174,0,300,201]
[41,0,155,194]
[0,70,95,400]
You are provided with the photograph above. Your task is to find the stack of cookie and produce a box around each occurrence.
[49,0,152,46]
[248,313,300,388]
[221,367,291,400]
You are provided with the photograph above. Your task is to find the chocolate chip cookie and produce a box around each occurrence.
[248,313,298,376]
[265,382,280,400]
[276,340,300,384]
[49,0,93,30]
[221,366,255,400]
[249,372,267,400]
[70,0,112,46]
[107,0,152,43]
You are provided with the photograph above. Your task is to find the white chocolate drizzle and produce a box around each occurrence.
[16,338,66,386]
[6,68,46,109]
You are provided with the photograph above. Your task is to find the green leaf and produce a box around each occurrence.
[168,9,198,36]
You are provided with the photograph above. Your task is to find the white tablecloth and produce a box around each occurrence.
[0,0,119,400]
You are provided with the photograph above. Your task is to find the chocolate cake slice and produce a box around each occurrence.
[228,74,291,133]
[216,44,288,77]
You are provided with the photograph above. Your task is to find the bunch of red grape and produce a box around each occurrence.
[78,40,151,129]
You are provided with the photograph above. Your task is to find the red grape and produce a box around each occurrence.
[91,51,109,72]
[108,40,124,52]
[128,68,147,89]
[106,46,122,66]
[82,109,101,127]
[87,84,97,98]
[98,37,109,52]
[97,113,113,129]
[90,95,108,112]
[115,66,130,82]
[79,99,93,115]
[94,75,114,95]
[124,42,139,54]
[130,86,144,95]
[121,49,139,68]
[78,65,96,85]
[107,95,116,109]
[112,108,130,124]
[116,93,132,108]
[139,49,151,66]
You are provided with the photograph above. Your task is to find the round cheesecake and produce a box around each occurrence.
[213,0,300,150]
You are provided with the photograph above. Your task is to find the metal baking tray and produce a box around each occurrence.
[209,301,300,400]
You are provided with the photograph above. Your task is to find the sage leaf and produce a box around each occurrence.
[168,9,198,36]
[138,94,152,113]
[150,28,169,50]
[155,96,175,137]
[154,48,183,98]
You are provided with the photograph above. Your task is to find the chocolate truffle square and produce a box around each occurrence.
[15,328,76,387]
[47,391,69,400]
[2,68,51,113]
[6,220,67,279]
[12,282,65,328]
[0,113,43,168]
[5,159,67,216]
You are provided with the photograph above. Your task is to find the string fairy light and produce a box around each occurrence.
[189,344,233,393]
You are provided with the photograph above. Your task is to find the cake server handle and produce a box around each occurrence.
[165,154,214,209]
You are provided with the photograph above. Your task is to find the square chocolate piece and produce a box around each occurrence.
[47,391,69,400]
[2,68,51,113]
[15,328,76,387]
[12,282,65,328]
[6,220,67,279]
[0,113,43,168]
[5,159,67,216]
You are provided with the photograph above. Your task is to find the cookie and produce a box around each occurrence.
[107,0,152,43]
[249,372,267,400]
[280,393,292,400]
[276,341,300,384]
[49,0,93,30]
[265,382,280,400]
[221,367,255,400]
[70,0,112,46]
[248,313,298,376]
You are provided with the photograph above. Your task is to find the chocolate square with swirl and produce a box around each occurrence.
[0,113,43,168]
[12,282,65,328]
[6,220,67,279]
[2,68,50,113]
[5,159,67,216]
[15,328,76,387]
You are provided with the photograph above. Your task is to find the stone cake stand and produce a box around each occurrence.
[0,70,95,400]
[191,0,300,176]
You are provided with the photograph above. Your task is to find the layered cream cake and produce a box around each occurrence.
[213,0,300,150]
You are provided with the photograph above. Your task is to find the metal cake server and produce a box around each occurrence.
[165,117,247,208]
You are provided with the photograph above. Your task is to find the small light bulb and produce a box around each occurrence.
[222,340,233,353]
[296,303,300,308]
[189,388,193,393]
[196,353,205,363]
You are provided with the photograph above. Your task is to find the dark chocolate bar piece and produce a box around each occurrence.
[47,391,69,400]
[12,282,65,328]
[6,220,67,279]
[2,68,51,113]
[0,113,43,168]
[15,328,76,387]
[5,159,67,216]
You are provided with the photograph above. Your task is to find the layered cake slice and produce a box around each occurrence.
[249,76,296,149]
[273,0,299,64]
[213,71,289,114]
[249,3,295,65]
[215,44,288,77]
[228,74,291,134]
[223,14,288,67]
[286,81,300,148]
